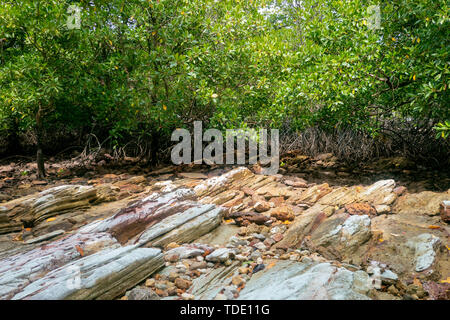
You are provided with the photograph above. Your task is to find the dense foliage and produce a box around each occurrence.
[0,0,448,172]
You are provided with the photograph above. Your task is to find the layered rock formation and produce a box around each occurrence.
[0,166,448,300]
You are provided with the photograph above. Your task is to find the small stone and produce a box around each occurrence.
[284,179,308,188]
[239,267,249,274]
[155,282,168,290]
[271,233,284,242]
[300,256,313,263]
[167,286,178,296]
[238,227,248,236]
[190,261,207,270]
[145,278,155,287]
[175,278,192,290]
[251,233,266,241]
[126,287,159,300]
[181,293,195,300]
[256,257,263,264]
[289,254,300,261]
[235,254,247,261]
[345,203,376,216]
[164,253,180,262]
[388,285,399,296]
[224,259,232,266]
[263,238,275,247]
[228,236,249,247]
[214,293,228,300]
[252,264,265,274]
[250,250,261,260]
[253,242,267,251]
[270,225,287,235]
[375,205,391,215]
[205,248,235,262]
[231,275,245,287]
[254,201,272,213]
[380,270,398,283]
[168,272,179,282]
[166,242,180,250]
[155,288,168,297]
[269,206,295,221]
[196,255,204,262]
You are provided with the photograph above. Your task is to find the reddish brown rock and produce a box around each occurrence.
[227,211,271,226]
[270,196,285,207]
[271,233,284,242]
[344,203,376,216]
[254,201,271,213]
[284,179,308,188]
[269,206,295,221]
[175,278,192,290]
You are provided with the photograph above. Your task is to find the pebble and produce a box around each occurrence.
[175,278,192,290]
[166,242,180,250]
[228,236,249,247]
[289,254,300,261]
[238,267,250,274]
[155,288,168,297]
[249,250,261,260]
[252,264,265,274]
[264,238,276,247]
[232,275,246,287]
[190,261,207,270]
[271,233,284,242]
[253,242,267,251]
[238,227,248,236]
[251,233,266,241]
[270,225,287,235]
[145,278,155,287]
[181,293,195,300]
[168,272,179,282]
[235,254,248,261]
[205,248,235,262]
[164,253,180,262]
[167,286,178,296]
[155,282,168,290]
[388,285,399,295]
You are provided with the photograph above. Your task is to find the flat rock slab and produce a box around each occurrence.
[190,262,240,299]
[238,260,372,300]
[0,188,225,300]
[12,246,163,300]
[393,190,450,216]
[0,185,99,234]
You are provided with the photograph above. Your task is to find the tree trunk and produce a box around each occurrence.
[36,105,46,179]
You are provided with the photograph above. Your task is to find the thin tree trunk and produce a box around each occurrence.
[36,105,46,179]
